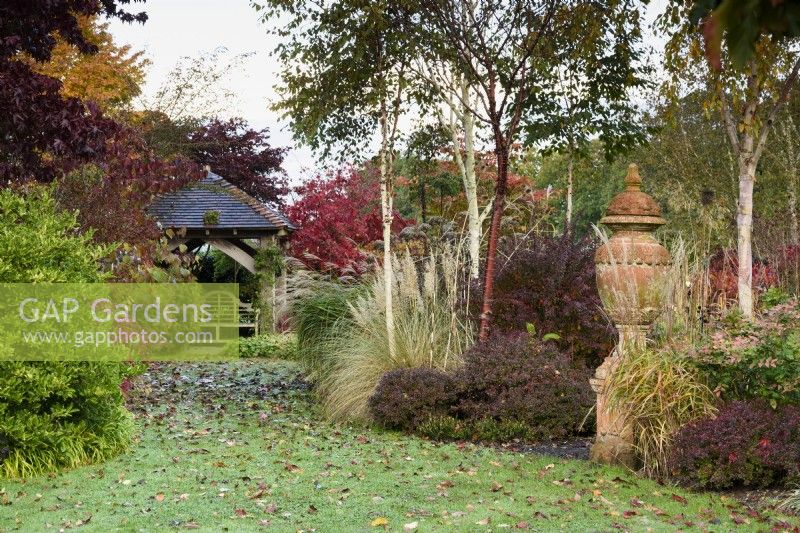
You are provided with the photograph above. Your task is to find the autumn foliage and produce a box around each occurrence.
[24,15,148,111]
[184,118,288,206]
[0,0,209,246]
[286,168,411,273]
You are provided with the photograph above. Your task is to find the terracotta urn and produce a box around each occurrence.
[590,163,670,468]
[595,164,670,327]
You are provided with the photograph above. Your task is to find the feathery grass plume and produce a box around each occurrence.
[282,259,366,381]
[654,237,713,346]
[778,488,800,514]
[606,348,718,480]
[320,246,474,421]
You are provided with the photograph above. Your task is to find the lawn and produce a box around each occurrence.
[1,360,797,532]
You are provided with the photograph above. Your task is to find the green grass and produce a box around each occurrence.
[1,360,797,532]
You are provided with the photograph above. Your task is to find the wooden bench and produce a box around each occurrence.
[238,302,261,335]
[205,292,261,338]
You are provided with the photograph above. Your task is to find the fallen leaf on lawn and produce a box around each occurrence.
[403,521,418,531]
[184,521,200,529]
[75,515,92,526]
[437,480,454,490]
[284,463,303,473]
[371,516,389,527]
[671,494,688,505]
[258,519,271,526]
[490,482,503,492]
[234,508,247,517]
[178,494,189,501]
[544,464,555,470]
[731,514,747,525]
[265,502,278,513]
[515,522,529,529]
[476,517,490,525]
[623,510,637,518]
[630,498,644,507]
[155,493,165,502]
[307,504,318,514]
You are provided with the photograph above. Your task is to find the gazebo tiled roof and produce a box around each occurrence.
[148,171,295,235]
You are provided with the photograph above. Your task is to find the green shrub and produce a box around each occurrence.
[0,361,136,478]
[415,416,532,442]
[469,418,532,442]
[417,415,469,441]
[291,278,365,379]
[0,187,134,478]
[413,415,534,443]
[697,300,800,407]
[606,348,718,480]
[761,286,791,309]
[239,333,297,359]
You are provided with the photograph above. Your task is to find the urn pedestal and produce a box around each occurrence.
[590,164,671,468]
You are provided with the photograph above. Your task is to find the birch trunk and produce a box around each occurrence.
[736,139,756,318]
[462,87,480,280]
[379,101,395,358]
[566,154,574,231]
[449,78,481,279]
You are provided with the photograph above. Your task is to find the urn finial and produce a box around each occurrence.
[625,164,642,191]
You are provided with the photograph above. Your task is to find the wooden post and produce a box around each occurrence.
[257,236,276,334]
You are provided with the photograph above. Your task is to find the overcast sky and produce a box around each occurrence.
[108,0,314,185]
[108,0,668,186]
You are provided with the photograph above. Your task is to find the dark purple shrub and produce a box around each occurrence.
[453,333,595,440]
[670,400,800,489]
[369,367,457,430]
[472,233,615,367]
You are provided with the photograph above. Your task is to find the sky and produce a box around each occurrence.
[108,0,668,186]
[108,0,315,185]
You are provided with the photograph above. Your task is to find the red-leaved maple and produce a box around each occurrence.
[287,167,411,274]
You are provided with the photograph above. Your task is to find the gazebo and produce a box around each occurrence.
[148,168,295,332]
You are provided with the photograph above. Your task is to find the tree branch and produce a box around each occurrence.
[753,55,800,163]
[719,86,740,152]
